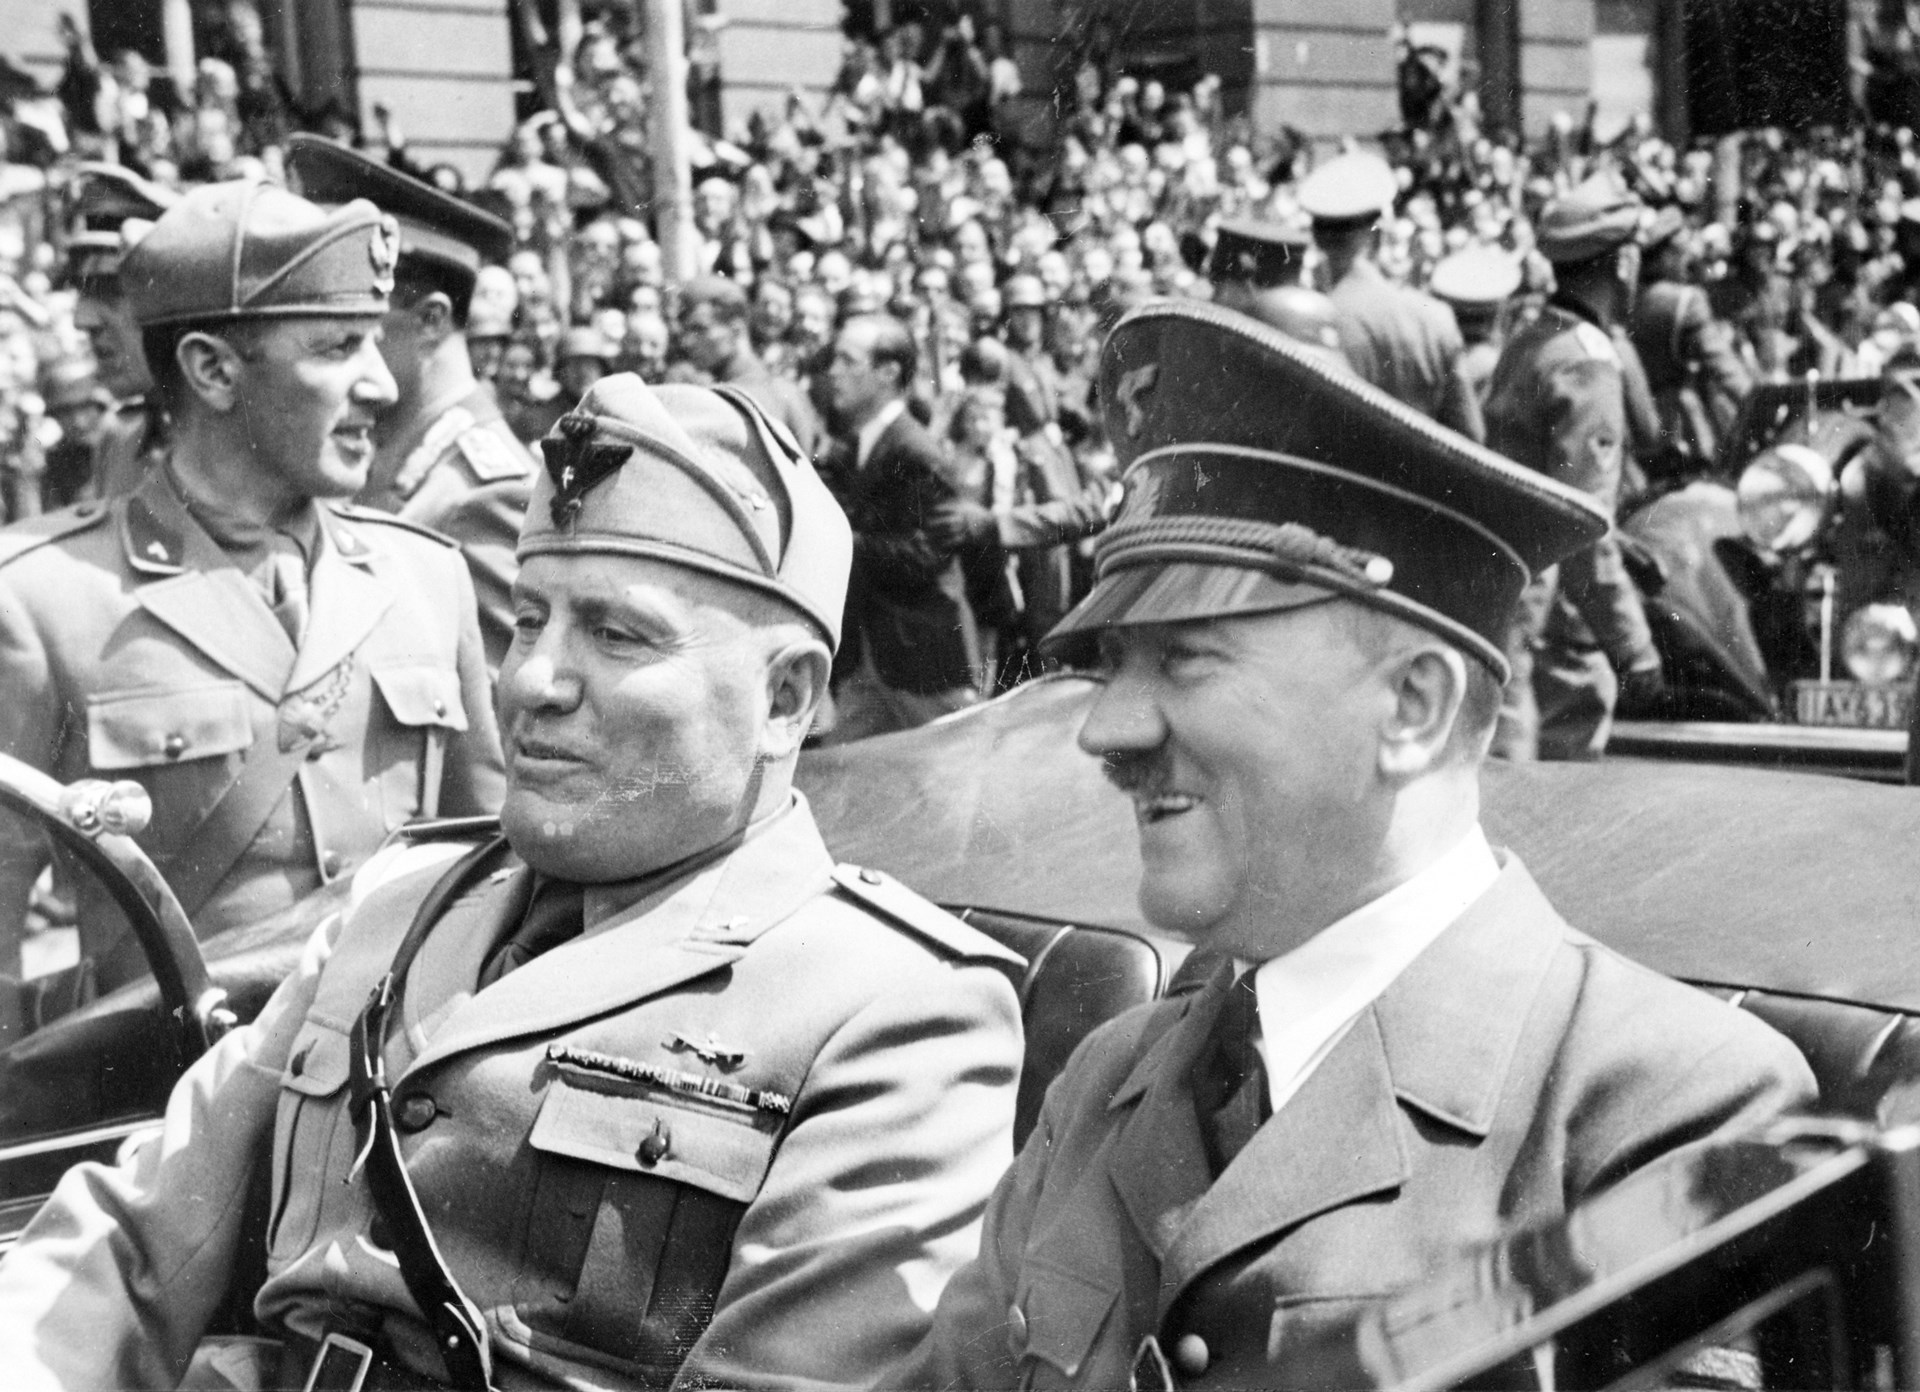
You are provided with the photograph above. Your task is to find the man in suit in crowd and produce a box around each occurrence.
[678,275,824,459]
[890,303,1813,1390]
[0,178,504,1006]
[286,135,536,677]
[0,373,1025,1390]
[821,313,984,740]
[1301,151,1485,442]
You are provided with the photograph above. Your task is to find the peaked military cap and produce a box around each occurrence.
[121,177,397,327]
[1296,151,1398,226]
[284,134,513,286]
[522,375,852,650]
[1208,217,1308,287]
[1428,244,1521,310]
[1044,302,1608,678]
[1537,173,1643,264]
[65,162,178,281]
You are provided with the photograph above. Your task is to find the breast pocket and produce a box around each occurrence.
[1011,1261,1119,1390]
[369,664,468,825]
[87,681,253,771]
[267,1018,356,1263]
[513,1069,783,1377]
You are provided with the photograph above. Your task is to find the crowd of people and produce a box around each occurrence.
[6,9,1920,726]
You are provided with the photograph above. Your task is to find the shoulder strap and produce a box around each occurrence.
[347,834,511,1391]
[830,863,1026,968]
[0,503,109,571]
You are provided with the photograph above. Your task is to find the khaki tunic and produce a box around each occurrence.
[0,796,1024,1390]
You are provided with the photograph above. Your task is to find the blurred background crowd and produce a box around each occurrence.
[7,2,1920,722]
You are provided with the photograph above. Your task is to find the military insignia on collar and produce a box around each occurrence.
[368,217,399,295]
[1114,363,1159,438]
[539,415,629,529]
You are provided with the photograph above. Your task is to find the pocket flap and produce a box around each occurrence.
[281,1020,352,1097]
[1014,1263,1118,1378]
[372,665,468,732]
[528,1073,780,1204]
[86,682,253,771]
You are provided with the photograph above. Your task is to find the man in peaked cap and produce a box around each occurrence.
[0,373,1026,1391]
[1484,172,1666,761]
[63,161,177,499]
[1429,242,1521,406]
[890,303,1811,1390]
[1207,216,1310,315]
[0,177,504,1008]
[286,134,536,676]
[1298,150,1485,441]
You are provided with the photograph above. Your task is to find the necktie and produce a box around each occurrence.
[1199,970,1269,1172]
[266,537,309,647]
[478,878,585,988]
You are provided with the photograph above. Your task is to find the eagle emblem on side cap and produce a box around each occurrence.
[539,415,629,529]
[368,217,399,294]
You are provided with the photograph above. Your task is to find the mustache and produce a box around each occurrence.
[1100,749,1170,797]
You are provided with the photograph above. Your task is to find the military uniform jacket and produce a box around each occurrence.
[0,795,1025,1391]
[1327,260,1485,443]
[1482,301,1658,673]
[0,472,504,987]
[892,855,1814,1390]
[362,384,535,676]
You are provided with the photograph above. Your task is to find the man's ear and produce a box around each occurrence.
[762,638,833,761]
[1378,642,1468,781]
[176,331,243,412]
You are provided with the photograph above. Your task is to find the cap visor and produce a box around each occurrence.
[1039,563,1335,659]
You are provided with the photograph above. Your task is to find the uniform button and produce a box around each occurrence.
[638,1118,671,1165]
[320,850,342,877]
[1174,1334,1209,1377]
[162,734,186,760]
[859,867,882,884]
[395,1092,438,1132]
[305,743,327,762]
[1006,1303,1028,1346]
[432,698,447,717]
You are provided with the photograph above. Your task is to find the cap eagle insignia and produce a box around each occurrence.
[368,216,399,295]
[540,414,629,529]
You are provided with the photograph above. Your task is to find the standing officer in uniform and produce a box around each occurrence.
[889,301,1813,1392]
[63,162,177,499]
[1429,243,1521,408]
[0,178,503,995]
[1299,151,1484,442]
[1630,207,1752,480]
[0,374,1025,1392]
[286,135,534,677]
[1207,218,1310,316]
[1484,174,1666,760]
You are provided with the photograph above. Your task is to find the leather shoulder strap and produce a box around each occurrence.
[831,864,1026,968]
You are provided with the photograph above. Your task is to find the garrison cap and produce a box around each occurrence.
[284,135,513,289]
[1044,302,1608,678]
[1428,244,1521,310]
[1208,217,1308,287]
[65,162,178,281]
[1297,152,1398,226]
[120,177,397,327]
[1537,173,1643,264]
[522,374,852,650]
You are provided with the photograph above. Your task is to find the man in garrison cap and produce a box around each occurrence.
[1298,151,1485,441]
[0,178,504,1011]
[888,303,1812,1391]
[1484,173,1666,760]
[63,161,177,499]
[0,374,1025,1392]
[286,135,536,675]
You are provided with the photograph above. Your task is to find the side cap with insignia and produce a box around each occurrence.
[831,865,1027,969]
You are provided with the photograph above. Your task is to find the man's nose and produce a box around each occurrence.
[1076,663,1167,760]
[352,342,399,408]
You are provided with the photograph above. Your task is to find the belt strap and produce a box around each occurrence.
[161,733,312,921]
[281,1328,451,1392]
[348,834,511,1392]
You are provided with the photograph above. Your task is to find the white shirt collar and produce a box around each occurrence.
[855,398,908,469]
[1247,826,1500,1116]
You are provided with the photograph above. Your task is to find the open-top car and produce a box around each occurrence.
[2,675,1919,1386]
